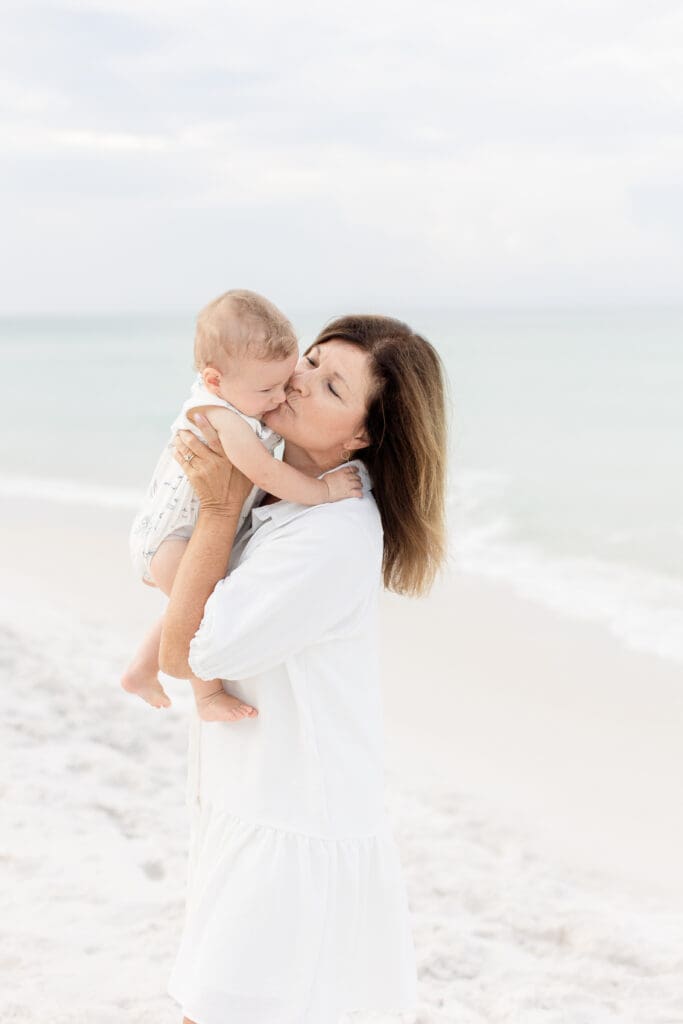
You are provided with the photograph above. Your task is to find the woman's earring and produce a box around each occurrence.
[342,448,351,462]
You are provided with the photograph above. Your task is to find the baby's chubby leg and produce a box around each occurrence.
[122,539,257,722]
[121,540,188,707]
[121,615,170,708]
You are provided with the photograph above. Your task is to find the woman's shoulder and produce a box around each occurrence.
[248,462,382,572]
[312,484,381,527]
[274,500,382,597]
[290,489,383,568]
[254,481,380,553]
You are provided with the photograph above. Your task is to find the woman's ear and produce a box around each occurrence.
[347,427,371,452]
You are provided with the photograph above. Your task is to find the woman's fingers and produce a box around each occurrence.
[194,413,224,455]
[171,428,239,512]
[176,428,204,454]
[172,429,205,473]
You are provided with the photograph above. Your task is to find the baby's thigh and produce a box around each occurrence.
[149,536,189,595]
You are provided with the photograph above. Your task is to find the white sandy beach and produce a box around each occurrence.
[1,495,682,1023]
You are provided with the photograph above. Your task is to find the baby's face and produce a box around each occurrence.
[217,352,299,418]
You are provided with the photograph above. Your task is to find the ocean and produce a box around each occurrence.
[2,307,681,665]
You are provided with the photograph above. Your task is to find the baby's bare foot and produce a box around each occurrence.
[121,667,172,709]
[197,688,258,723]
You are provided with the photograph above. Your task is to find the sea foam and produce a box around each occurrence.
[3,466,682,667]
[0,474,141,510]
[450,469,683,667]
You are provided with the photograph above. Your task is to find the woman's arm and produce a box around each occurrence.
[158,420,253,679]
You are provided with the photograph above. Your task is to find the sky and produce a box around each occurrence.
[1,0,682,314]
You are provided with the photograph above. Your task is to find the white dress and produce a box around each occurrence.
[129,375,281,583]
[167,460,419,1024]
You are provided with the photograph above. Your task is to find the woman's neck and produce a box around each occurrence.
[259,442,341,506]
[281,441,342,477]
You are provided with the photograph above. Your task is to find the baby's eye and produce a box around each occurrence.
[305,356,315,365]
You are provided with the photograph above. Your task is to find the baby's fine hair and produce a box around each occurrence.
[194,289,298,369]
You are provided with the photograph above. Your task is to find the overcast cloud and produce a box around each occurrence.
[2,0,682,313]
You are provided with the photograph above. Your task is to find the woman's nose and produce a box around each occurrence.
[289,368,310,396]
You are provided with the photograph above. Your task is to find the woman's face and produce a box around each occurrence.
[262,339,373,462]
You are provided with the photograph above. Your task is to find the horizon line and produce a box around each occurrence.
[2,301,683,319]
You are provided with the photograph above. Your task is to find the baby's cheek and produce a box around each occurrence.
[239,395,268,418]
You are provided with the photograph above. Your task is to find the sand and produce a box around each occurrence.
[1,496,682,1023]
[381,575,683,906]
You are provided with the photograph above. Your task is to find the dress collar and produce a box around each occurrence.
[250,458,373,529]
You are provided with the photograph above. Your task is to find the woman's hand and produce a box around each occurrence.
[173,414,253,517]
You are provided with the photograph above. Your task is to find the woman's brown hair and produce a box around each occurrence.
[311,315,449,597]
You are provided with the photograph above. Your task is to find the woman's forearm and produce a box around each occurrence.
[159,507,241,678]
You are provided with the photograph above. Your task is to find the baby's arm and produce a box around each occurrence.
[188,406,361,504]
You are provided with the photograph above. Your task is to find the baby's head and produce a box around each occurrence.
[194,289,299,418]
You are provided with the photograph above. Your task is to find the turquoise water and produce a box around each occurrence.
[2,308,681,662]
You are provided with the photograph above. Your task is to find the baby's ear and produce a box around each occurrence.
[201,365,222,395]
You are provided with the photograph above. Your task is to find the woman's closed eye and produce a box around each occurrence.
[305,355,340,397]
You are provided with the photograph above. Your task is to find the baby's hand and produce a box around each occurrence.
[324,465,363,502]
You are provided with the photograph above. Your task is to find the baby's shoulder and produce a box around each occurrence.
[184,375,230,412]
[169,377,230,431]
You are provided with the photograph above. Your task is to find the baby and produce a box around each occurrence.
[122,288,361,720]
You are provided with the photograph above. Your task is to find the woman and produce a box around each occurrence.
[159,314,448,1024]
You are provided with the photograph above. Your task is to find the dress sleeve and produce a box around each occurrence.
[187,508,380,681]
